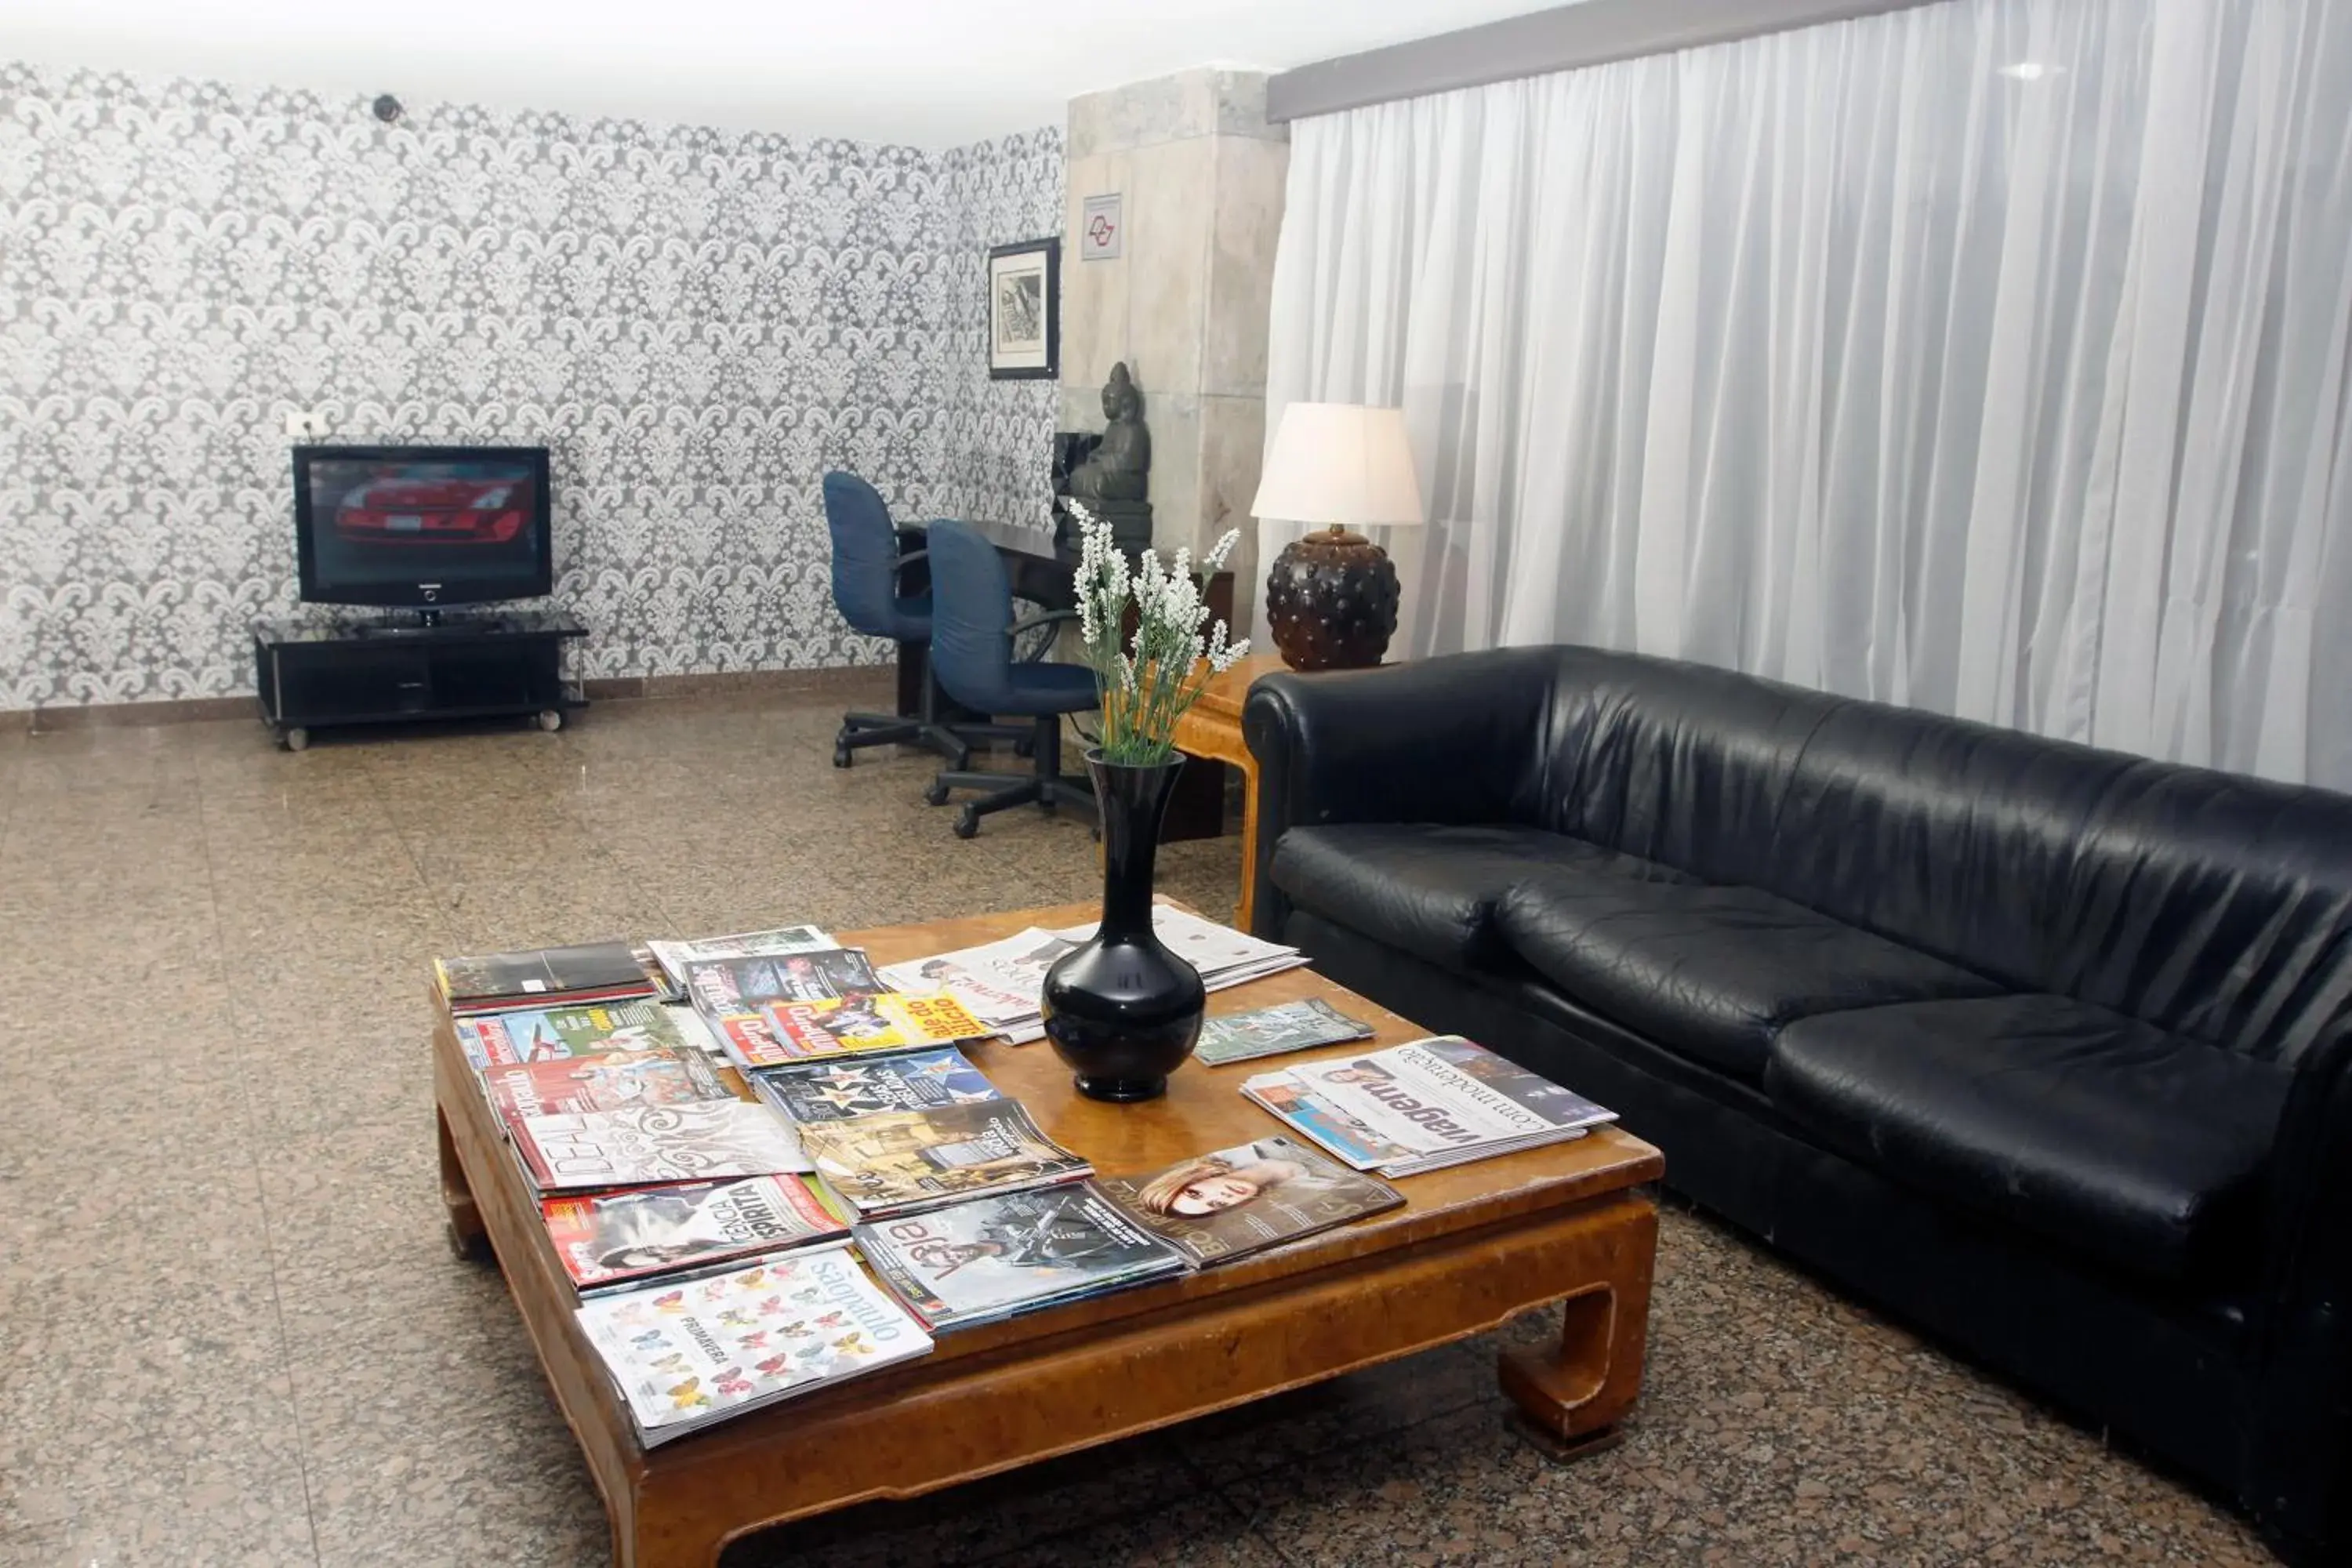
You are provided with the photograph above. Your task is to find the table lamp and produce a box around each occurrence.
[1251,402,1425,670]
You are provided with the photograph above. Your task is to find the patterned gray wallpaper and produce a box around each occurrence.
[0,64,1064,707]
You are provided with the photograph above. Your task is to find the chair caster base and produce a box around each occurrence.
[833,743,853,768]
[953,807,981,840]
[924,779,951,807]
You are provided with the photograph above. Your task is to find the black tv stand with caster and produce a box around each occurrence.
[253,610,587,750]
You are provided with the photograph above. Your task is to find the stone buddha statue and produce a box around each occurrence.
[1063,363,1153,546]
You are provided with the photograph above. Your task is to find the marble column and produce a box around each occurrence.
[1060,67,1288,605]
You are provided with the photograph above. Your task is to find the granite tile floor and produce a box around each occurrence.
[0,678,2280,1567]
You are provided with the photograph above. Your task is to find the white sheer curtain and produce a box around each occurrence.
[1263,0,2352,789]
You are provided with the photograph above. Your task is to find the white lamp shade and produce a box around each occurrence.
[1250,403,1426,528]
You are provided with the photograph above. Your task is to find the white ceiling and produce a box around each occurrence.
[0,0,1569,147]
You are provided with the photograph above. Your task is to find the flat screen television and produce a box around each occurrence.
[292,445,553,611]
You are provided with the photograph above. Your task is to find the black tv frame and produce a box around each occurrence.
[292,444,554,615]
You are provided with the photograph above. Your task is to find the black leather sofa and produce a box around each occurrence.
[1243,645,2352,1565]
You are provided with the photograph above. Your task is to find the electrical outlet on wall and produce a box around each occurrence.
[283,409,326,439]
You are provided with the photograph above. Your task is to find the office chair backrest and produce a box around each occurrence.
[925,519,1018,713]
[822,471,915,639]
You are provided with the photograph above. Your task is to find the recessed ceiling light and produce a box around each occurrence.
[1998,61,2061,81]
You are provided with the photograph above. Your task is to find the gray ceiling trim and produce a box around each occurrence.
[1266,0,1947,122]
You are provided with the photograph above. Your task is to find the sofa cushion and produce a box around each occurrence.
[1496,877,2004,1081]
[1268,823,1692,971]
[1766,996,2294,1284]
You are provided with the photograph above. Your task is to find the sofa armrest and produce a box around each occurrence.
[2250,1028,2352,1558]
[1240,647,1562,939]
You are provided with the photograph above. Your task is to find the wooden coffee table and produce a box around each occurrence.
[433,903,1664,1568]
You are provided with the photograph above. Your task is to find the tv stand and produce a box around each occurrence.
[252,610,586,750]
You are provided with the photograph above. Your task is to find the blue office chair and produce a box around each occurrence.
[822,472,1024,769]
[922,520,1101,838]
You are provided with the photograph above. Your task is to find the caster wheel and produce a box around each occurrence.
[924,780,951,807]
[953,808,981,840]
[283,726,310,753]
[833,745,853,769]
[537,709,564,733]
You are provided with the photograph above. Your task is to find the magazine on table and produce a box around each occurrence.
[796,1101,1091,1218]
[753,1048,1003,1124]
[876,927,1076,1027]
[512,1099,814,1192]
[457,999,720,1070]
[682,950,887,1069]
[854,1181,1187,1330]
[1095,1136,1403,1265]
[1192,999,1376,1066]
[542,1174,849,1291]
[645,925,838,990]
[575,1247,931,1445]
[1242,1036,1615,1177]
[482,1047,732,1126]
[435,939,662,1014]
[758,992,988,1064]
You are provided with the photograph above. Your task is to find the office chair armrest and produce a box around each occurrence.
[1004,607,1080,639]
[1006,606,1080,666]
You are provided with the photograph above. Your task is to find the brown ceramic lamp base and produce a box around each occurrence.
[1264,527,1400,671]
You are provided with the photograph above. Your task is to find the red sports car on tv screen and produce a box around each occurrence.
[335,464,535,546]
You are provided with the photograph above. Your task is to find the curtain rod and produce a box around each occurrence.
[1266,0,1945,123]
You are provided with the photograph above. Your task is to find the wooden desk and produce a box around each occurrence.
[1170,652,1298,931]
[435,902,1661,1568]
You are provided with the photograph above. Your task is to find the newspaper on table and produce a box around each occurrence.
[1049,904,1306,991]
[875,927,1077,1044]
[1241,1035,1616,1177]
[877,903,1308,1045]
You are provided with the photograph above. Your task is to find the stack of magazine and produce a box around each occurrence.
[443,930,847,1259]
[643,924,838,993]
[852,1134,1406,1330]
[796,1100,1092,1218]
[681,947,985,1069]
[1243,1036,1617,1176]
[853,1183,1185,1330]
[456,996,723,1069]
[877,902,1309,1044]
[575,1246,931,1445]
[749,1047,1004,1123]
[435,938,671,1016]
[543,1175,849,1291]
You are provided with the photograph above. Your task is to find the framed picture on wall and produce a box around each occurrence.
[987,238,1059,380]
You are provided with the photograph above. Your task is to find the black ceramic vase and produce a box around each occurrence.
[1041,752,1207,1102]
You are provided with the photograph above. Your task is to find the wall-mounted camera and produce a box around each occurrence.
[372,94,404,125]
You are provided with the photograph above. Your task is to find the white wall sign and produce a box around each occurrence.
[1080,192,1122,260]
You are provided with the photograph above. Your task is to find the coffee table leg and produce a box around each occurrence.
[439,1105,493,1261]
[615,1493,728,1568]
[1496,1210,1655,1452]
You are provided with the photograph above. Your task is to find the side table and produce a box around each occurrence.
[1170,651,1297,931]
